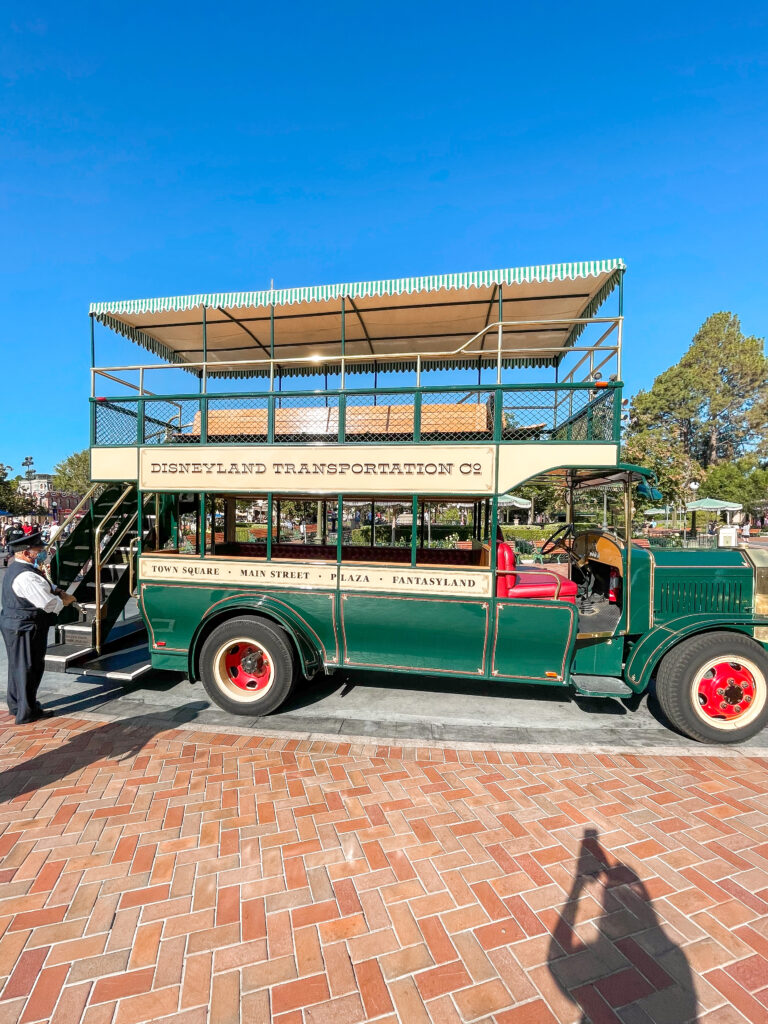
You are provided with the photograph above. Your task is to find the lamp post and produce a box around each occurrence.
[22,456,34,481]
[684,481,700,542]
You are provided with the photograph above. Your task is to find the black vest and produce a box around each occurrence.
[0,559,54,627]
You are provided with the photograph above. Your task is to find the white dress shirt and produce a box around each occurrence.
[11,562,64,615]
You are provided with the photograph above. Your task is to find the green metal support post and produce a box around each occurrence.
[613,384,622,448]
[266,494,273,560]
[268,304,275,443]
[336,495,343,565]
[137,398,145,446]
[199,493,206,557]
[200,306,208,443]
[410,495,418,567]
[496,284,504,384]
[495,285,504,438]
[339,297,346,442]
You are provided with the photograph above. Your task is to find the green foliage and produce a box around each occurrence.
[52,449,91,494]
[700,458,768,511]
[513,481,561,522]
[622,431,703,509]
[0,478,40,516]
[624,311,767,514]
[628,313,767,469]
[500,525,548,542]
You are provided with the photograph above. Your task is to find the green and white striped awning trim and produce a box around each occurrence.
[90,259,624,316]
[90,259,624,378]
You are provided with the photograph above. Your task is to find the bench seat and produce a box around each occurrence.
[181,401,492,441]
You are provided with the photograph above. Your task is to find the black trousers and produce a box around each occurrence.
[1,619,48,723]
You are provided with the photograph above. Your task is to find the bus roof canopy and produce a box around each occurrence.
[90,259,623,377]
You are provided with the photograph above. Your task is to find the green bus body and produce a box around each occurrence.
[137,540,767,695]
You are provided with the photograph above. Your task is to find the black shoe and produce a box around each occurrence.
[15,716,36,725]
[34,706,55,720]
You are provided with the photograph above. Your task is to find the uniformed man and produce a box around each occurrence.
[0,531,76,724]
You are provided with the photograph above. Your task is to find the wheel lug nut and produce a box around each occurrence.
[728,678,734,685]
[716,688,724,696]
[745,695,752,703]
[720,702,728,710]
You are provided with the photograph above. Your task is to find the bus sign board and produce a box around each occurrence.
[139,445,496,495]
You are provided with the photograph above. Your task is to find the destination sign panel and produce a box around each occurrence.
[138,444,496,495]
[139,556,492,597]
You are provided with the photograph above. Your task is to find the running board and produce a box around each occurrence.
[47,617,147,674]
[570,675,633,698]
[68,643,152,681]
[45,642,95,670]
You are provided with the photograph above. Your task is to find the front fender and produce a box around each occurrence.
[625,614,768,692]
[189,592,325,682]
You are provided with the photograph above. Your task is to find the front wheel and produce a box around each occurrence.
[199,616,297,716]
[656,631,768,743]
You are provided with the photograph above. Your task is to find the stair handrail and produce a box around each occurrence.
[127,536,140,596]
[94,484,134,652]
[46,482,102,555]
[45,482,104,588]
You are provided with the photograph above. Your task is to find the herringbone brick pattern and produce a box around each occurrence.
[0,712,766,1023]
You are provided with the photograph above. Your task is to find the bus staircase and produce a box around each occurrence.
[45,485,153,683]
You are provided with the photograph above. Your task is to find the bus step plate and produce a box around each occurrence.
[571,675,633,698]
[45,643,95,672]
[67,644,152,682]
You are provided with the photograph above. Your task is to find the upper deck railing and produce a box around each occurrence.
[91,381,621,447]
[89,315,623,448]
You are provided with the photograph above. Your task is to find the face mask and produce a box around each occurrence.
[35,551,48,566]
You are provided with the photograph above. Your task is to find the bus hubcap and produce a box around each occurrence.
[697,661,754,719]
[224,643,271,692]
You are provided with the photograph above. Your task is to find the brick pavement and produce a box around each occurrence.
[0,711,766,1023]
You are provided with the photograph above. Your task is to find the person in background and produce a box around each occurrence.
[3,521,25,568]
[0,531,77,723]
[741,517,751,543]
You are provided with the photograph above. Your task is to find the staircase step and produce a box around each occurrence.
[571,674,633,698]
[68,644,152,681]
[45,642,95,672]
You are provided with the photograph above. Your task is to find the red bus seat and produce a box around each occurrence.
[496,543,578,604]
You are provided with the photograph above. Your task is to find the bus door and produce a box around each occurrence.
[491,543,578,683]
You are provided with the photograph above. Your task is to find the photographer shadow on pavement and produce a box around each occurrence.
[548,827,698,1023]
[0,703,205,803]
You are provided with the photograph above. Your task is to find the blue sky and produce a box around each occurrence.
[2,2,766,474]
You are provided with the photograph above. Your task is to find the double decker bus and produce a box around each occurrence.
[46,260,768,743]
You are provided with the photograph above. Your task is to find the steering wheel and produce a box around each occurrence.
[540,522,575,557]
[541,523,591,574]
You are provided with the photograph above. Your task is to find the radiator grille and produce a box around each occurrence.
[655,576,748,618]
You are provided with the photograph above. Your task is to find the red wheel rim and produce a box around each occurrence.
[224,642,272,692]
[697,661,755,720]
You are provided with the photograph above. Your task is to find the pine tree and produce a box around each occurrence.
[628,313,767,468]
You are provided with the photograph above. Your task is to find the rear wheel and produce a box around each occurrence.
[200,616,297,716]
[656,631,768,743]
